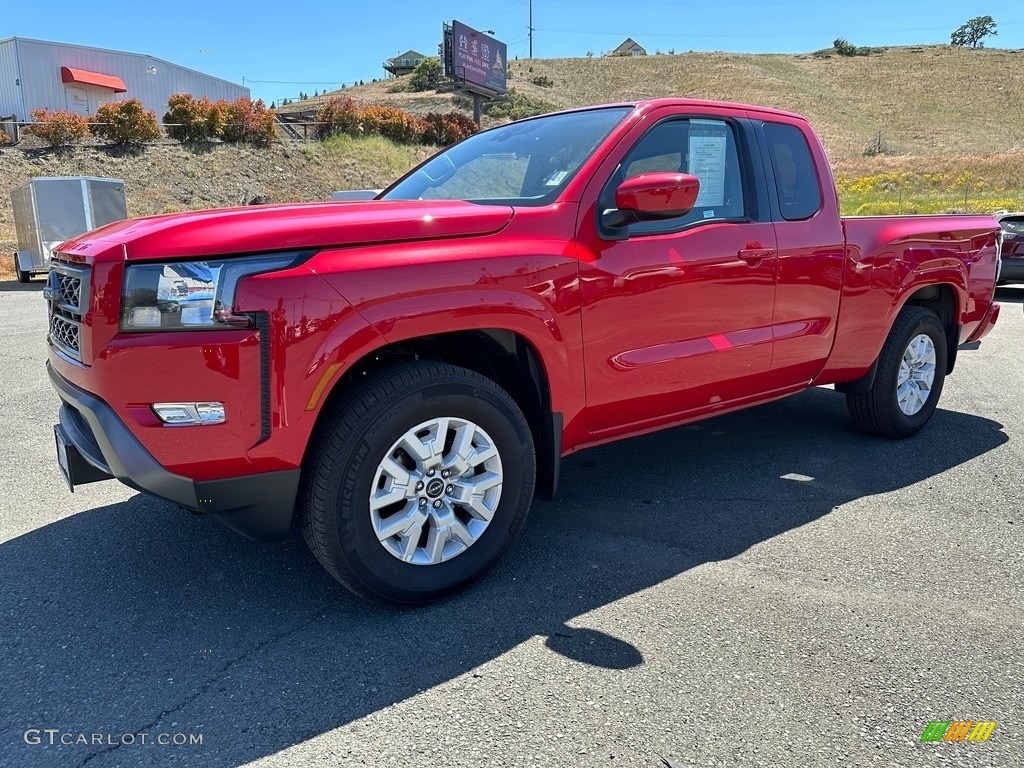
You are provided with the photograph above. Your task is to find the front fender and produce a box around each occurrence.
[349,287,578,417]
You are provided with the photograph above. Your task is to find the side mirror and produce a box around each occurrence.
[603,172,701,229]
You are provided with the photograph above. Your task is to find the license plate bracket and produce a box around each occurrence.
[54,424,74,492]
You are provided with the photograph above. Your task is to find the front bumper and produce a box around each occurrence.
[48,362,300,541]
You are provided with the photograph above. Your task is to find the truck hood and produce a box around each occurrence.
[57,200,515,261]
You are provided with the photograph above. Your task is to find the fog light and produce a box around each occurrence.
[152,402,226,426]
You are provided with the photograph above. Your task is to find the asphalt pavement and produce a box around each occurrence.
[1,280,1021,768]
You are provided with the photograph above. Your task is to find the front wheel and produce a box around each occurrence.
[299,362,536,605]
[846,306,947,438]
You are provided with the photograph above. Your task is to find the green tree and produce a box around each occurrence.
[833,38,857,56]
[409,58,441,92]
[950,16,997,48]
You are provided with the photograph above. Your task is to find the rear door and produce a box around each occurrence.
[752,117,845,386]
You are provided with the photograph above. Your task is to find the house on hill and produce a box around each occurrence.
[609,38,647,57]
[383,50,435,78]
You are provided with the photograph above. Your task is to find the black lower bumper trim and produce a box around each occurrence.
[196,470,301,541]
[48,362,299,541]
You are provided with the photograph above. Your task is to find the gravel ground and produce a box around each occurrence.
[0,282,1020,768]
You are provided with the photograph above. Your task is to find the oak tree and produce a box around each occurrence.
[950,16,997,48]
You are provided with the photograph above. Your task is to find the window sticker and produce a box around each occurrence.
[544,170,569,186]
[688,121,728,207]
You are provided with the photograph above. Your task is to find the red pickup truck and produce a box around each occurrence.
[46,99,1001,604]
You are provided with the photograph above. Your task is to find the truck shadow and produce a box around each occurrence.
[0,388,1007,766]
[0,279,44,292]
[995,285,1024,304]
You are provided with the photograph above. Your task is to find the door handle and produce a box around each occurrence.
[737,247,776,263]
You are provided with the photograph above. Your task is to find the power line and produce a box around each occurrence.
[243,78,346,85]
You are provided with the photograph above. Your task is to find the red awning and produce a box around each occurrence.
[60,66,127,93]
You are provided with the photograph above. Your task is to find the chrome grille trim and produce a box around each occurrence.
[50,314,80,353]
[46,259,90,362]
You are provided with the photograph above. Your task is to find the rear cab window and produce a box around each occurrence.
[763,122,822,221]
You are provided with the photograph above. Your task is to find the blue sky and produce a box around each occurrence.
[5,1,1023,105]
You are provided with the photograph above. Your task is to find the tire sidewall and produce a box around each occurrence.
[14,255,29,283]
[326,377,534,604]
[886,312,947,435]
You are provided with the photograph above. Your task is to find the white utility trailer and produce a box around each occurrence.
[10,177,127,283]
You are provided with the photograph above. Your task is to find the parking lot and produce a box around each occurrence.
[0,282,1021,768]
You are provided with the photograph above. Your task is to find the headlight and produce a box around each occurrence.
[121,254,299,331]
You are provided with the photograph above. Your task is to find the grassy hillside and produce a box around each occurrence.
[4,46,1024,280]
[300,45,1024,160]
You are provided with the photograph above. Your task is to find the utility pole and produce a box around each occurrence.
[529,0,534,59]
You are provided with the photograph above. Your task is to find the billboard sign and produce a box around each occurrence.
[450,20,507,96]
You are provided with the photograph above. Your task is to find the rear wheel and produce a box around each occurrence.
[14,254,30,283]
[300,361,535,605]
[846,306,947,438]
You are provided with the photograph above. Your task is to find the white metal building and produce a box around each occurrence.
[0,37,249,122]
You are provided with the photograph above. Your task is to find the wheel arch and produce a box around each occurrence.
[305,327,562,499]
[897,282,961,375]
[837,281,961,395]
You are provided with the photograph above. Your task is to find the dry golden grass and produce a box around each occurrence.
[835,150,1024,187]
[0,223,17,281]
[319,46,1024,161]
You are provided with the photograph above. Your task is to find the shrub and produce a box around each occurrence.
[530,75,554,87]
[0,128,9,145]
[457,89,556,121]
[863,131,894,157]
[317,100,468,146]
[409,58,441,92]
[420,111,477,146]
[164,93,226,142]
[833,38,857,56]
[91,99,161,145]
[220,98,276,146]
[25,108,90,147]
[832,38,875,57]
[359,104,421,143]
[316,96,362,138]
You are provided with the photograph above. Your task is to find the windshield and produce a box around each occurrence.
[381,107,631,205]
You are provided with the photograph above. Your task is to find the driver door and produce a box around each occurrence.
[576,109,779,433]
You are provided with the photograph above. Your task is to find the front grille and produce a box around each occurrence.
[46,260,90,362]
[50,314,80,352]
[55,271,82,307]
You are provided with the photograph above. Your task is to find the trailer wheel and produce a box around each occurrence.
[14,254,30,283]
[846,306,947,439]
[299,361,536,605]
